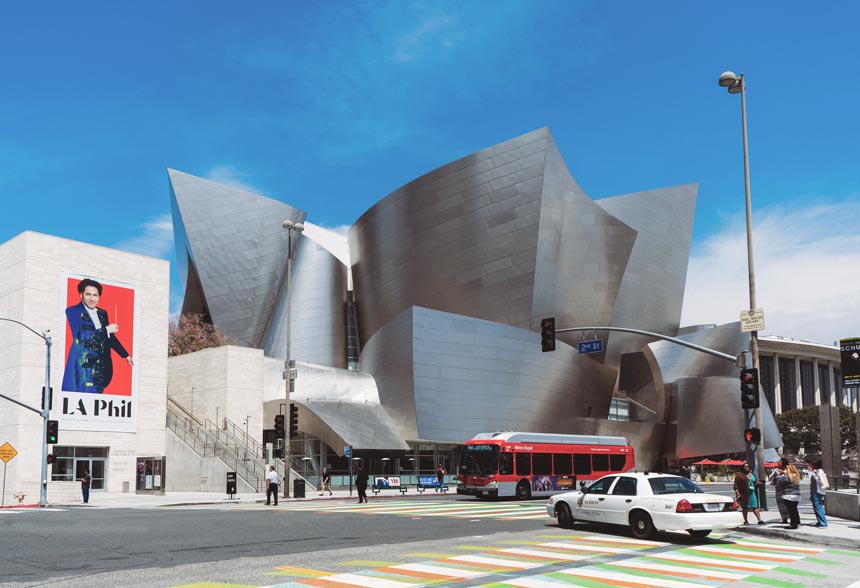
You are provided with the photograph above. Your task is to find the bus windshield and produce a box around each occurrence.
[459,444,500,476]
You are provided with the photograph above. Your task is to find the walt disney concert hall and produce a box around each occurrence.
[168,127,781,469]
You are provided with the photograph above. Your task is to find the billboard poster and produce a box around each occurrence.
[840,337,860,388]
[531,475,576,492]
[59,275,138,432]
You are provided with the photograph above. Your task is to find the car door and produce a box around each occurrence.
[602,476,638,525]
[574,476,616,523]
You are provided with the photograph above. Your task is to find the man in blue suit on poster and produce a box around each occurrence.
[62,278,134,394]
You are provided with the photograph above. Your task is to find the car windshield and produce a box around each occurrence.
[648,476,703,495]
[459,445,499,476]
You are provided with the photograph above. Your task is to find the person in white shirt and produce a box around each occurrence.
[808,460,829,527]
[266,465,279,506]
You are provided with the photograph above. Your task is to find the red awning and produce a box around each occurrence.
[692,459,719,465]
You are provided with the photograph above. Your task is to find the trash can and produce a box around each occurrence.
[293,479,305,498]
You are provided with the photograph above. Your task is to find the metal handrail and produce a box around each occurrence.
[221,416,266,458]
[832,476,860,493]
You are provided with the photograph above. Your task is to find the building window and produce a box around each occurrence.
[50,446,109,490]
[800,361,815,407]
[779,358,797,411]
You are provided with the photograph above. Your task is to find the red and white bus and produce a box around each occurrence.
[457,431,635,499]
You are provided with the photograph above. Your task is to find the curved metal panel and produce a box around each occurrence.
[168,169,305,347]
[350,128,550,343]
[360,306,619,443]
[263,233,348,368]
[595,184,698,368]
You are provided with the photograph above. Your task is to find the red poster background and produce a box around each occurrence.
[64,277,135,396]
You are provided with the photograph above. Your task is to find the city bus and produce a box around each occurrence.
[457,431,635,499]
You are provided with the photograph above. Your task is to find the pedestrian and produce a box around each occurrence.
[265,465,279,506]
[81,469,92,504]
[734,462,764,525]
[775,464,802,528]
[808,460,829,527]
[436,463,445,490]
[768,457,790,524]
[320,467,332,496]
[355,465,369,504]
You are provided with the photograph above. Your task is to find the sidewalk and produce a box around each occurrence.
[40,485,450,509]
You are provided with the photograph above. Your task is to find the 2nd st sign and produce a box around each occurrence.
[578,339,604,354]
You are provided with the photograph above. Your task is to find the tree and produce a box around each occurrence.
[775,404,857,455]
[168,313,232,357]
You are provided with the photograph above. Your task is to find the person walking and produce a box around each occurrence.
[320,467,332,496]
[769,457,790,524]
[775,463,802,528]
[734,463,764,525]
[265,465,279,506]
[436,464,445,491]
[81,469,92,504]
[355,465,369,504]
[808,460,829,527]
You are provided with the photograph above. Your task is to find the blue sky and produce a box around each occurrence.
[1,1,857,345]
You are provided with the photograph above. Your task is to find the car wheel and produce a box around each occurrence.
[515,481,531,500]
[629,511,657,540]
[556,502,574,529]
[688,529,711,539]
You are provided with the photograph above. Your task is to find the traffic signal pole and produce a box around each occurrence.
[0,319,51,508]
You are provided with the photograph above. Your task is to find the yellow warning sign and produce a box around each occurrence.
[0,442,18,463]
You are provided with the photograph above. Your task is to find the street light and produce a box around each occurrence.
[281,219,304,498]
[0,318,52,507]
[718,70,767,506]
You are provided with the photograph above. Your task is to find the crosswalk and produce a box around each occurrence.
[170,533,840,588]
[270,499,549,520]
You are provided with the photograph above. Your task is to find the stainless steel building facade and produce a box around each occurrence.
[169,127,784,468]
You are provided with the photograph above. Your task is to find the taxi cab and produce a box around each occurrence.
[546,472,741,539]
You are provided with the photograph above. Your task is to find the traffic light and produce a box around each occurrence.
[739,368,760,409]
[744,427,762,445]
[46,419,59,444]
[274,414,285,439]
[47,454,56,464]
[289,403,299,439]
[540,317,556,352]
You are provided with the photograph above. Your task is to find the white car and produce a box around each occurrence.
[546,472,742,539]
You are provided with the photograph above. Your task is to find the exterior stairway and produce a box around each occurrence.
[166,397,315,494]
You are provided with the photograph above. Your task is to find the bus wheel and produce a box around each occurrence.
[515,481,531,500]
[629,511,656,540]
[556,503,574,529]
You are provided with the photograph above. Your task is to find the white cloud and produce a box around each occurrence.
[207,165,264,195]
[114,213,173,259]
[681,196,860,346]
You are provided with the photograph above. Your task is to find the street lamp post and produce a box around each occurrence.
[718,71,767,508]
[0,318,52,507]
[281,219,304,498]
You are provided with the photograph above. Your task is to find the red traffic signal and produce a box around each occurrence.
[744,427,761,444]
[540,317,556,352]
[739,368,760,409]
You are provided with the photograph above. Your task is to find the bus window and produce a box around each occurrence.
[533,453,552,475]
[499,452,513,475]
[610,454,627,471]
[573,454,591,475]
[592,454,609,472]
[515,453,531,476]
[553,454,572,475]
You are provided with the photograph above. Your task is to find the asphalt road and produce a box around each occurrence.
[4,486,853,588]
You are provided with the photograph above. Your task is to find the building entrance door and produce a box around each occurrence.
[136,456,166,494]
[75,458,106,490]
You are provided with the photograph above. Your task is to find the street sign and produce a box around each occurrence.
[0,442,17,463]
[344,446,352,458]
[740,308,765,332]
[577,339,604,354]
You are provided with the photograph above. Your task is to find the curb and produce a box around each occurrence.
[736,525,860,550]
